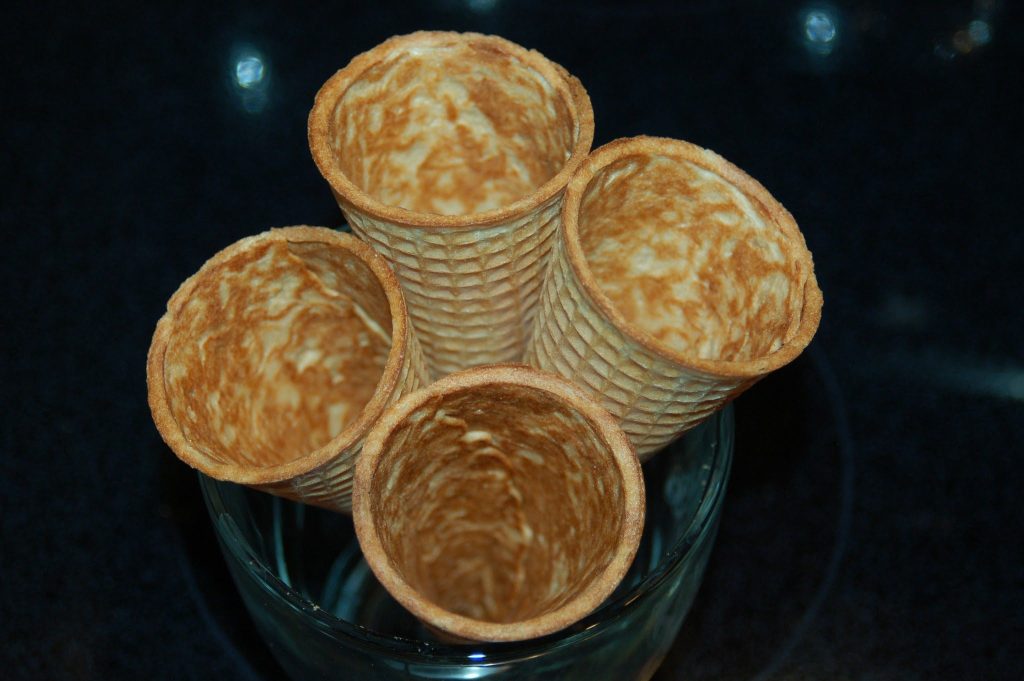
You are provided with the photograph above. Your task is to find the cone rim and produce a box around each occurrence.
[351,364,645,642]
[560,135,824,379]
[307,31,595,230]
[146,226,412,486]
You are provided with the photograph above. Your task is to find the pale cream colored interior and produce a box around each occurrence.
[163,240,392,468]
[578,154,804,362]
[370,385,624,623]
[329,41,577,215]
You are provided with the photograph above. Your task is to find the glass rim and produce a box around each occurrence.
[199,405,733,666]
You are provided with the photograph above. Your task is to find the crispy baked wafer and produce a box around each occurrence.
[308,32,594,377]
[526,136,823,460]
[147,226,429,512]
[352,365,644,642]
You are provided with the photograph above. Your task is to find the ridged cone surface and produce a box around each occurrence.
[526,235,750,460]
[526,137,822,461]
[342,201,560,377]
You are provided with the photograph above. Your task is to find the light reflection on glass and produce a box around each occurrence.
[876,293,929,330]
[466,0,499,12]
[231,45,270,114]
[933,358,1024,402]
[407,660,506,678]
[889,350,1024,402]
[802,7,838,56]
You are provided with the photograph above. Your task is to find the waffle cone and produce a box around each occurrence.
[526,137,823,461]
[352,365,645,642]
[308,32,595,377]
[146,226,429,513]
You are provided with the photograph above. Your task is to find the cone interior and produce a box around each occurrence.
[328,38,577,216]
[369,383,624,624]
[577,153,806,363]
[162,239,392,469]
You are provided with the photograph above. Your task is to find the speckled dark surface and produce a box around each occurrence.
[3,1,1022,679]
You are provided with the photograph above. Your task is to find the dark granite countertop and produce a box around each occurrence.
[3,1,1021,679]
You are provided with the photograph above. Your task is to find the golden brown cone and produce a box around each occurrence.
[352,364,645,642]
[526,136,823,460]
[146,226,429,513]
[308,32,595,377]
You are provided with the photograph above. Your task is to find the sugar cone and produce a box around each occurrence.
[146,226,429,513]
[352,365,645,643]
[308,31,595,378]
[525,136,823,461]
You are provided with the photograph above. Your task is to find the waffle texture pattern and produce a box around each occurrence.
[344,197,562,378]
[525,236,754,461]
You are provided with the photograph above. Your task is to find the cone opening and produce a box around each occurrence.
[321,33,583,219]
[367,381,626,627]
[573,141,811,366]
[161,235,394,471]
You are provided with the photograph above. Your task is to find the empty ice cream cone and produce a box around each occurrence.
[525,136,823,461]
[308,31,594,378]
[146,226,429,513]
[352,365,645,642]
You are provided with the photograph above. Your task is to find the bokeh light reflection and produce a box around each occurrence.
[934,2,998,61]
[805,11,836,44]
[802,8,838,56]
[967,19,992,46]
[235,56,265,89]
[230,45,269,114]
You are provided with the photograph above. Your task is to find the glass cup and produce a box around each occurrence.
[200,406,733,681]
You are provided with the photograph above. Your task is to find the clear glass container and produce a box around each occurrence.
[200,406,733,681]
